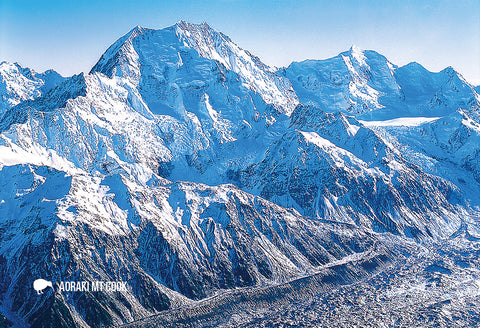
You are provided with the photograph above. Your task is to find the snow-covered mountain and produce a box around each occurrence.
[283,46,480,120]
[0,62,65,116]
[91,21,298,114]
[91,21,297,185]
[0,22,479,328]
[240,105,468,240]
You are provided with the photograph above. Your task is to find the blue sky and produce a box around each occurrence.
[1,0,479,84]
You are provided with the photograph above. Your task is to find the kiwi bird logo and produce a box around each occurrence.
[33,279,53,295]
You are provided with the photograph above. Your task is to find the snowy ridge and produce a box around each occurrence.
[283,47,400,117]
[175,21,299,114]
[241,105,467,238]
[0,62,65,116]
[91,21,299,114]
[360,116,442,127]
[284,46,480,120]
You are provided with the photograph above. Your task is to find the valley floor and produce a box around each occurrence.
[121,237,480,328]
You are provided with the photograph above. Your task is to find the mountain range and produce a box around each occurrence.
[0,21,480,327]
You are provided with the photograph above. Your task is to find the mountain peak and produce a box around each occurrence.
[176,20,211,28]
[339,46,390,63]
[174,20,216,37]
[3,20,480,328]
[90,21,223,79]
[130,25,148,36]
[348,45,367,66]
[90,21,299,113]
[349,44,364,54]
[0,61,65,115]
[173,20,234,52]
[340,45,380,67]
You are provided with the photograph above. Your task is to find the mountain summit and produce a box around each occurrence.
[284,46,479,120]
[0,61,65,116]
[91,21,299,115]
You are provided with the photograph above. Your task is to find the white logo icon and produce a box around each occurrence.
[33,279,53,295]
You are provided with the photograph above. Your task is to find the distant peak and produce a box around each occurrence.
[340,45,367,66]
[349,45,364,53]
[0,61,24,70]
[176,20,207,28]
[443,66,456,74]
[127,25,148,38]
[131,25,143,32]
[173,20,233,52]
[0,61,37,78]
[402,62,460,77]
[174,20,216,36]
[340,45,365,57]
[176,20,210,26]
[442,66,466,82]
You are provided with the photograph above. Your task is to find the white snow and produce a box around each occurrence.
[360,117,442,127]
[462,116,480,134]
[350,45,368,67]
[297,130,334,148]
[346,123,360,136]
[173,21,299,115]
[0,139,82,175]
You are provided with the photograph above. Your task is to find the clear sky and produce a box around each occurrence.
[1,0,479,85]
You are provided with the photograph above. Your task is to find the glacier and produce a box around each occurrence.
[0,21,479,327]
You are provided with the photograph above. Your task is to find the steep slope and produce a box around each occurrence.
[88,22,299,184]
[124,238,480,328]
[0,72,169,177]
[363,109,480,206]
[91,22,298,115]
[240,105,469,239]
[0,162,378,328]
[0,62,65,117]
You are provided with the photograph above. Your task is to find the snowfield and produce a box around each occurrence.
[359,116,442,127]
